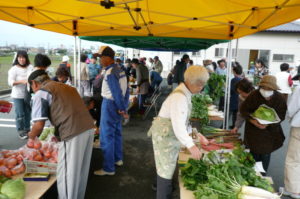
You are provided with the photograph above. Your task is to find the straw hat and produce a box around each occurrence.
[259,75,279,90]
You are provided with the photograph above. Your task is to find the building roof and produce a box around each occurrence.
[264,22,300,33]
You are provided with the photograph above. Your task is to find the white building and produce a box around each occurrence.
[128,22,300,76]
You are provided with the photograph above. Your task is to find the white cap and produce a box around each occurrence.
[62,55,69,62]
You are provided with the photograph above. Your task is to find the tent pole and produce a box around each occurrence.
[225,40,233,129]
[73,36,77,88]
[78,37,81,94]
[235,39,239,61]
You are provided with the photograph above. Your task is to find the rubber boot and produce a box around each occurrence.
[156,175,172,199]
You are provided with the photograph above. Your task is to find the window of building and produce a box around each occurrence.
[192,51,201,56]
[215,48,225,57]
[272,54,294,62]
[174,52,180,55]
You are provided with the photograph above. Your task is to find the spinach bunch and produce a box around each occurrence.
[191,94,212,126]
[205,73,226,102]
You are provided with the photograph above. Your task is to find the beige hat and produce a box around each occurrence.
[259,75,279,90]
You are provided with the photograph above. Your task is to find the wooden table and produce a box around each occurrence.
[13,174,56,199]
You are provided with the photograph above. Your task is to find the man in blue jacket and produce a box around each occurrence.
[94,46,129,176]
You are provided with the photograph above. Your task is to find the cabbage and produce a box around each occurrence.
[0,193,10,199]
[253,106,276,122]
[1,179,25,199]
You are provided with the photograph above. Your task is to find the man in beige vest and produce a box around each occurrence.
[28,69,95,199]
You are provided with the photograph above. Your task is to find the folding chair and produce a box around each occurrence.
[143,92,161,120]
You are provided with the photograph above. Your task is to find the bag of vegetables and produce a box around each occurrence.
[252,104,280,125]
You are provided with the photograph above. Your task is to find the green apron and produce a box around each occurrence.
[148,89,190,179]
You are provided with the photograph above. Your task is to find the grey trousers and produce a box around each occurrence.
[57,129,94,199]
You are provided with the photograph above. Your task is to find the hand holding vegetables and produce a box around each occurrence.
[188,145,202,160]
[250,119,267,129]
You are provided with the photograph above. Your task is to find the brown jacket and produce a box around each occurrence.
[41,80,94,141]
[240,90,287,154]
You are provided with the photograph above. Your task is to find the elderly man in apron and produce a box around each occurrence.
[148,66,209,199]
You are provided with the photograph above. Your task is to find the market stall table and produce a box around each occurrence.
[13,173,56,199]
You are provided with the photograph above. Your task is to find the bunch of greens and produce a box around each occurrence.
[205,73,226,102]
[191,94,213,126]
[252,106,276,122]
[181,148,274,199]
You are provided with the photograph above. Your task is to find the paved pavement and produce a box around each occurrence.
[0,93,292,198]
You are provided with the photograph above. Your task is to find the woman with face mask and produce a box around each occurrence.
[8,50,33,139]
[240,75,287,174]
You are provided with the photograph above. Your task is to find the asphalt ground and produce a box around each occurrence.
[0,90,292,199]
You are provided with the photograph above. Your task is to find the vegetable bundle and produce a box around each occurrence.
[191,94,213,127]
[205,73,226,102]
[181,148,276,199]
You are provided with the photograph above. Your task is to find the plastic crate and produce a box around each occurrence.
[23,159,57,174]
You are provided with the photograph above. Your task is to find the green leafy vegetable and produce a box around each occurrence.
[39,127,55,141]
[1,178,25,199]
[181,148,274,199]
[205,73,226,102]
[252,106,276,122]
[191,94,212,127]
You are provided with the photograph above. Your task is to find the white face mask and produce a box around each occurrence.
[259,88,274,98]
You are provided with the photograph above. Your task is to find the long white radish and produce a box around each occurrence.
[238,193,272,199]
[240,186,280,199]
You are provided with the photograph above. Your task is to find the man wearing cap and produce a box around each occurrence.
[240,75,287,173]
[27,70,95,199]
[94,46,129,176]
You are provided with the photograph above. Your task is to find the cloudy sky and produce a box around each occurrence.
[0,20,122,50]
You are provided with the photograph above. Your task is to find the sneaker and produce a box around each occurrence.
[115,160,123,166]
[19,132,28,140]
[94,169,115,176]
[279,187,300,198]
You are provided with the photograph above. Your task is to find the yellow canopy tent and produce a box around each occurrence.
[0,0,299,128]
[0,0,299,40]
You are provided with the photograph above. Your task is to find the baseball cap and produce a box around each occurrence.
[97,46,115,59]
[28,70,48,85]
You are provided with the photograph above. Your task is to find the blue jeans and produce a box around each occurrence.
[13,98,31,134]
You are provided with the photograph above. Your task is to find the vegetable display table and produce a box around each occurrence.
[13,174,56,199]
[190,116,224,121]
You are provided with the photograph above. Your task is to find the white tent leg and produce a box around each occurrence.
[77,37,81,94]
[223,40,233,129]
[73,36,77,88]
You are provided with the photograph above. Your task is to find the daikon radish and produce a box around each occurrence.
[240,186,280,199]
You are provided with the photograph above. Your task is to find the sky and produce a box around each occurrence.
[0,20,123,50]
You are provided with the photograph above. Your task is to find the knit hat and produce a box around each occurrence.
[97,46,115,59]
[258,75,279,90]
